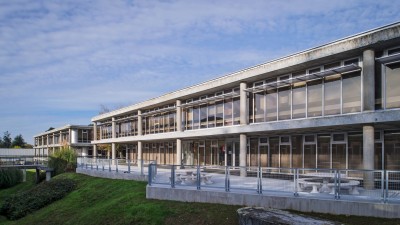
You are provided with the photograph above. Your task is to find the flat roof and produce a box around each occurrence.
[34,124,92,138]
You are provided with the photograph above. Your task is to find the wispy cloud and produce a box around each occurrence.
[1,0,400,142]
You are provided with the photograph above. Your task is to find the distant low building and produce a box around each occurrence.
[33,125,93,156]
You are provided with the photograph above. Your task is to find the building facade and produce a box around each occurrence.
[34,125,93,157]
[91,23,400,174]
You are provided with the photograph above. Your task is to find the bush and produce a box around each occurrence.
[0,168,23,189]
[0,178,77,220]
[48,147,77,176]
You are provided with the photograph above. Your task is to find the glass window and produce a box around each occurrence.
[324,75,341,115]
[186,108,193,130]
[348,133,362,169]
[292,83,306,119]
[193,106,200,129]
[254,92,265,123]
[269,137,279,168]
[208,103,215,128]
[216,100,224,127]
[292,135,302,168]
[233,97,240,125]
[317,134,330,169]
[324,62,341,70]
[344,58,359,66]
[266,89,277,121]
[385,62,400,108]
[307,80,323,117]
[384,131,400,170]
[388,47,400,55]
[200,104,208,128]
[224,98,233,126]
[278,86,291,120]
[342,72,361,113]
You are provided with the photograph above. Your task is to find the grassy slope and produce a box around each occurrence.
[0,172,399,225]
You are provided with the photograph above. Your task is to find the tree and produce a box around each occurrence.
[46,127,55,132]
[2,131,12,148]
[11,134,26,148]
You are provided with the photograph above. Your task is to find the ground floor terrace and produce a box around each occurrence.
[92,125,400,172]
[76,158,400,218]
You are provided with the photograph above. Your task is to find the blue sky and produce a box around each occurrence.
[1,0,400,144]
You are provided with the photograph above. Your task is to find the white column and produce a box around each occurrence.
[93,122,97,140]
[240,82,248,125]
[112,117,116,139]
[363,125,375,189]
[138,110,143,136]
[240,134,247,177]
[138,141,143,168]
[176,100,182,132]
[176,139,182,166]
[93,145,97,158]
[111,143,116,165]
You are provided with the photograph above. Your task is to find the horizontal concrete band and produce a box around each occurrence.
[92,109,400,144]
[146,185,400,219]
[76,168,147,181]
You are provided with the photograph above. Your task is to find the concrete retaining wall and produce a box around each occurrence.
[146,186,400,219]
[76,168,147,182]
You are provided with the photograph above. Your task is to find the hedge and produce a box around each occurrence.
[0,178,77,220]
[0,168,23,189]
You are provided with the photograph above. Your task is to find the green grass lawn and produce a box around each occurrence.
[0,171,399,225]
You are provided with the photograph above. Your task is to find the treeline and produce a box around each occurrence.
[0,131,32,149]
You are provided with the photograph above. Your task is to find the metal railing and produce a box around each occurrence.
[146,164,400,204]
[77,156,156,176]
[0,155,48,167]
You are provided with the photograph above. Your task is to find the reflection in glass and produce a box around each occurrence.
[324,76,341,115]
[307,80,323,117]
[342,72,361,113]
[278,86,291,120]
[266,89,277,121]
[292,84,306,119]
[385,62,400,108]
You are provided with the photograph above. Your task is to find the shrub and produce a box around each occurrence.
[0,168,23,189]
[48,147,77,176]
[0,178,77,220]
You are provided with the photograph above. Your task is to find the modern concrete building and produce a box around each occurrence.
[34,125,93,157]
[91,22,400,174]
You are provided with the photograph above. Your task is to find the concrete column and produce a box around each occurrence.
[93,122,97,141]
[69,128,72,143]
[93,144,97,158]
[240,82,248,125]
[138,110,143,136]
[176,139,182,166]
[60,131,62,144]
[240,134,247,177]
[363,125,375,189]
[363,49,375,111]
[176,100,182,132]
[46,135,49,146]
[112,117,116,139]
[111,143,116,165]
[138,141,143,168]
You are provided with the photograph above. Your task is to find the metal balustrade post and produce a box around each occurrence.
[225,166,230,192]
[381,170,384,203]
[385,171,389,203]
[197,165,201,190]
[116,159,119,173]
[141,159,144,176]
[335,170,341,200]
[108,159,111,172]
[171,165,175,188]
[293,168,298,197]
[85,157,88,169]
[96,158,99,170]
[257,167,262,194]
[148,164,152,186]
[91,158,93,170]
[102,159,105,171]
[128,160,131,173]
